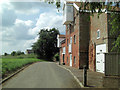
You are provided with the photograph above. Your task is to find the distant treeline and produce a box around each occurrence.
[4,51,25,56]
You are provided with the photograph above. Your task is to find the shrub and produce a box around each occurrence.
[11,51,16,56]
[4,53,8,56]
[53,53,59,61]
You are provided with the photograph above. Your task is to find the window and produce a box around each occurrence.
[74,56,76,64]
[97,29,100,39]
[74,35,76,44]
[62,47,65,54]
[69,44,72,53]
[74,17,76,26]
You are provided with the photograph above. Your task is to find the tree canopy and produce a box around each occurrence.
[32,28,59,60]
[11,51,24,56]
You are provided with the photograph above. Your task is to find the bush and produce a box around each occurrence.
[53,53,59,61]
[4,53,8,56]
[11,51,16,56]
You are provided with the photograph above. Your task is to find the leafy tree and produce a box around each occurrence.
[4,53,8,56]
[21,52,25,55]
[32,28,59,60]
[16,51,21,55]
[11,51,16,56]
[43,0,61,9]
[11,51,24,56]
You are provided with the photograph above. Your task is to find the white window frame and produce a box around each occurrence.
[69,44,72,53]
[70,54,72,66]
[97,29,100,39]
[62,47,65,54]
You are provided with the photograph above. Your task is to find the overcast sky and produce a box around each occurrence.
[0,1,65,55]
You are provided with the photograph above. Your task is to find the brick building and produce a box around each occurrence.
[57,1,120,73]
[26,49,34,54]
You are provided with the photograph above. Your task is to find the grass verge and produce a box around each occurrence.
[1,54,46,78]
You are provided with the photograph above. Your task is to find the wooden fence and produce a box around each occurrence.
[105,53,120,76]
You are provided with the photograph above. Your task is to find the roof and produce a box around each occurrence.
[59,35,65,38]
[74,2,81,7]
[26,49,33,52]
[65,1,120,12]
[60,39,66,44]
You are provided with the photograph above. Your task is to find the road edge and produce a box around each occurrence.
[1,62,40,84]
[57,64,84,88]
[1,64,29,84]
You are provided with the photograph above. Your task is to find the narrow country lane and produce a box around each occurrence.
[2,62,81,88]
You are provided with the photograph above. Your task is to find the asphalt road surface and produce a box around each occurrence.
[2,62,81,88]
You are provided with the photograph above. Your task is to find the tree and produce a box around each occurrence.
[21,52,25,55]
[4,53,8,56]
[16,51,21,55]
[43,0,61,9]
[11,51,16,56]
[32,28,59,60]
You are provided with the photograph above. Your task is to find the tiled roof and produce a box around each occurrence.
[60,39,66,44]
[66,1,120,12]
[59,35,65,38]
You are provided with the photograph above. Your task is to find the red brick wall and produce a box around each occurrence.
[60,43,66,65]
[64,8,90,69]
[64,7,80,68]
[89,41,96,71]
[90,13,108,46]
[89,13,108,71]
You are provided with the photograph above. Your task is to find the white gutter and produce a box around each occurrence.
[73,3,79,11]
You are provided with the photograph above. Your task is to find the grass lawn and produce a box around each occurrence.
[1,54,46,78]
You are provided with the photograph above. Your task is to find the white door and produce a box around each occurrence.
[96,44,106,73]
[70,54,72,66]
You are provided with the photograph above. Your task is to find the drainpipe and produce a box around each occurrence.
[78,9,81,69]
[59,48,61,65]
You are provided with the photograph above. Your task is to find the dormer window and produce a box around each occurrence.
[97,29,100,39]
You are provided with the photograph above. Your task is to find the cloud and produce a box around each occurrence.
[15,19,33,26]
[2,40,27,54]
[28,11,65,36]
[2,19,34,42]
[15,8,40,15]
[1,1,65,54]
[23,35,39,49]
[10,2,56,15]
[10,2,39,15]
[1,4,17,27]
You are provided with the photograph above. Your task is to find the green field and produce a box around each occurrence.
[1,54,45,78]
